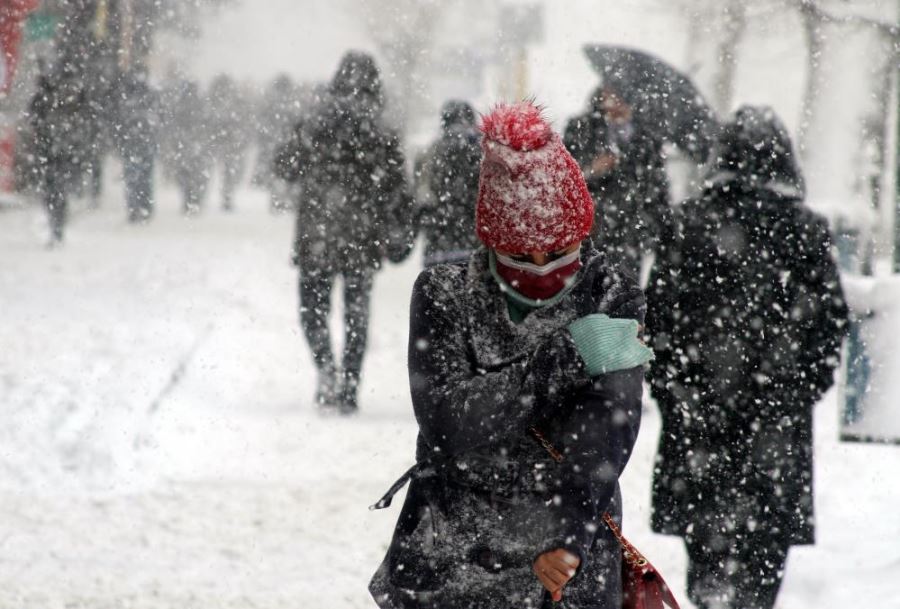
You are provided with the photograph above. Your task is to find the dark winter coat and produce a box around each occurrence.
[414,101,482,266]
[29,74,93,193]
[160,80,213,191]
[645,107,848,546]
[206,76,251,163]
[276,52,413,272]
[110,74,159,161]
[563,109,670,268]
[370,243,645,609]
[254,76,300,187]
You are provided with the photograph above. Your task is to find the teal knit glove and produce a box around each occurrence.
[567,314,654,377]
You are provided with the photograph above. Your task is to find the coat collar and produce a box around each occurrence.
[464,242,601,368]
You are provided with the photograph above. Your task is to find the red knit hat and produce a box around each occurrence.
[475,101,594,253]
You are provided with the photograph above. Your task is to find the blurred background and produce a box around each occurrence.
[0,1,898,608]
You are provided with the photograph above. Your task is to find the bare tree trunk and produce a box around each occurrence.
[874,36,899,268]
[359,0,443,136]
[798,1,826,156]
[711,0,747,114]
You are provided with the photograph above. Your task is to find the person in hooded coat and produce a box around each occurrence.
[275,51,413,413]
[159,79,213,215]
[111,70,159,223]
[645,106,848,609]
[369,101,654,609]
[29,69,92,245]
[206,74,251,212]
[413,99,482,267]
[254,74,301,212]
[564,86,671,276]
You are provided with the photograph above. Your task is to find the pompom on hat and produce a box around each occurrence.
[475,101,594,253]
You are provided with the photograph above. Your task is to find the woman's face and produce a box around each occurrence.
[494,241,581,267]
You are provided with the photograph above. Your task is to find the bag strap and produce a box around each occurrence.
[528,426,648,567]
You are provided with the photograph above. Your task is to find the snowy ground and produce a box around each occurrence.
[1,180,899,608]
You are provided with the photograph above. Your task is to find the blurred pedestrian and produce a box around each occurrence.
[275,51,413,413]
[254,74,299,212]
[370,100,652,608]
[29,69,92,245]
[111,70,159,223]
[564,86,671,275]
[645,106,849,609]
[207,74,251,212]
[413,99,482,267]
[160,79,213,215]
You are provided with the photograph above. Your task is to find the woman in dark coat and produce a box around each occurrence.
[29,70,92,245]
[645,106,848,609]
[370,101,653,609]
[275,51,413,413]
[413,99,482,267]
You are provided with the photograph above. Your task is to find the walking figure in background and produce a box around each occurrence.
[564,86,671,275]
[645,106,849,609]
[160,79,212,215]
[207,75,250,212]
[370,101,653,608]
[81,58,113,209]
[111,70,159,223]
[254,74,300,212]
[413,99,482,267]
[275,51,413,413]
[29,69,91,246]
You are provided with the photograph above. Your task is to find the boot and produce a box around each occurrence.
[314,366,338,409]
[338,373,360,415]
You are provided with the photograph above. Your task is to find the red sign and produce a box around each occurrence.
[1,0,39,94]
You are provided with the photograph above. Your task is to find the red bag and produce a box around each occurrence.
[602,513,681,609]
[530,427,682,609]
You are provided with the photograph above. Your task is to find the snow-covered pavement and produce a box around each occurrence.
[1,184,899,608]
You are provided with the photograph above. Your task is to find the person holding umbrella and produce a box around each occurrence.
[369,100,654,608]
[565,45,717,277]
[564,85,670,276]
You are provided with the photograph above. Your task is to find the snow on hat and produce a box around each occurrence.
[475,101,594,253]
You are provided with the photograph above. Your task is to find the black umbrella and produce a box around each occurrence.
[583,44,718,163]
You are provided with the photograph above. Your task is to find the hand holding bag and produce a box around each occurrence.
[530,427,681,609]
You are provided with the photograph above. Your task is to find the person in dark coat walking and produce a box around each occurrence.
[111,70,159,223]
[160,79,213,215]
[207,74,251,212]
[645,106,849,609]
[564,86,671,275]
[29,70,92,245]
[413,99,482,267]
[275,51,413,413]
[253,74,300,212]
[370,101,654,609]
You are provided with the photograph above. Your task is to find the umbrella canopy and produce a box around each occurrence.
[583,44,718,163]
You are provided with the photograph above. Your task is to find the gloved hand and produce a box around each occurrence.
[567,313,654,377]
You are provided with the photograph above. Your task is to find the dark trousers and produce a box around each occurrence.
[220,152,244,211]
[123,153,154,222]
[298,265,374,391]
[41,163,70,242]
[685,531,790,609]
[44,174,67,242]
[178,167,209,214]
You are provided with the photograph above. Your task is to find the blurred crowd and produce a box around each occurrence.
[19,66,317,243]
[20,44,850,609]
